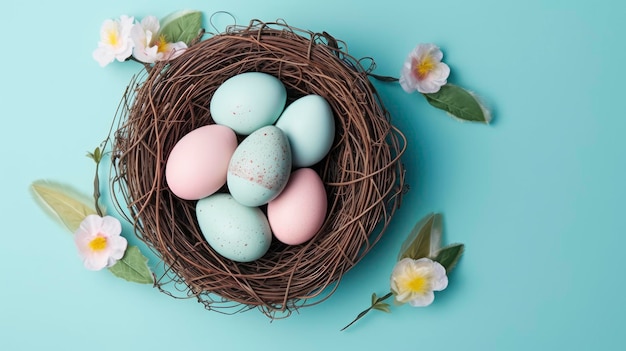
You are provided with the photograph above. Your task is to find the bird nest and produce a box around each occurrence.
[111,19,407,317]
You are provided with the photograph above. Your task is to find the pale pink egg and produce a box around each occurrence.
[267,168,327,245]
[165,124,237,200]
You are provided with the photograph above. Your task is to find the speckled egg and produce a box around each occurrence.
[210,72,287,135]
[227,125,292,207]
[196,193,272,262]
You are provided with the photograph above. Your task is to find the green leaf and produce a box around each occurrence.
[433,243,465,273]
[86,147,102,163]
[372,302,391,313]
[424,84,491,123]
[398,213,443,261]
[108,245,154,284]
[30,180,98,233]
[159,10,203,46]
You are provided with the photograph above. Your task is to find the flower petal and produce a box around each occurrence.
[74,230,93,248]
[108,236,128,261]
[431,261,449,291]
[131,22,160,64]
[140,15,160,34]
[77,214,103,234]
[83,251,110,271]
[100,216,122,237]
[407,290,435,307]
[425,44,443,61]
[161,41,187,60]
[417,79,441,94]
[92,47,114,67]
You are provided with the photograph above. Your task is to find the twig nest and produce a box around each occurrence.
[112,19,406,317]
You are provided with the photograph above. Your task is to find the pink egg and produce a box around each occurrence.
[267,168,327,245]
[165,124,237,200]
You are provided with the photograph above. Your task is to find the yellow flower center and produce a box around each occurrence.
[406,274,429,294]
[88,235,108,252]
[106,30,119,47]
[413,56,436,80]
[156,35,169,53]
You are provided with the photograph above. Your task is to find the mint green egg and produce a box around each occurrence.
[196,193,272,262]
[210,72,287,135]
[275,94,335,167]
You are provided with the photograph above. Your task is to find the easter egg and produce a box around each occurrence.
[210,72,287,135]
[165,124,238,200]
[196,193,272,262]
[227,125,292,207]
[267,168,327,245]
[275,94,335,167]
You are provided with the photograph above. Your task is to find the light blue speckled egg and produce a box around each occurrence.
[227,125,292,207]
[196,193,272,262]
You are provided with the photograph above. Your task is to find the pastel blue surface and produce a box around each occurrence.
[2,0,625,350]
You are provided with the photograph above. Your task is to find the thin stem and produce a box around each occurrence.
[340,292,393,331]
[368,73,399,82]
[90,75,136,217]
[127,56,153,73]
[93,160,103,216]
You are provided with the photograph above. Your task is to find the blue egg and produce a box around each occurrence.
[210,72,287,135]
[275,94,335,167]
[196,193,272,262]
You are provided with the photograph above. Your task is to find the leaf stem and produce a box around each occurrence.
[340,292,393,331]
[93,159,102,216]
[126,56,153,73]
[368,73,399,82]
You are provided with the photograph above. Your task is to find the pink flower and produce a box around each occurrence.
[74,215,127,271]
[399,43,450,94]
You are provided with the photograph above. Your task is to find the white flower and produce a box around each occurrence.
[399,43,450,94]
[92,15,135,67]
[74,215,127,271]
[390,257,448,307]
[131,15,187,64]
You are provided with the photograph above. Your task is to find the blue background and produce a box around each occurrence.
[2,0,625,350]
